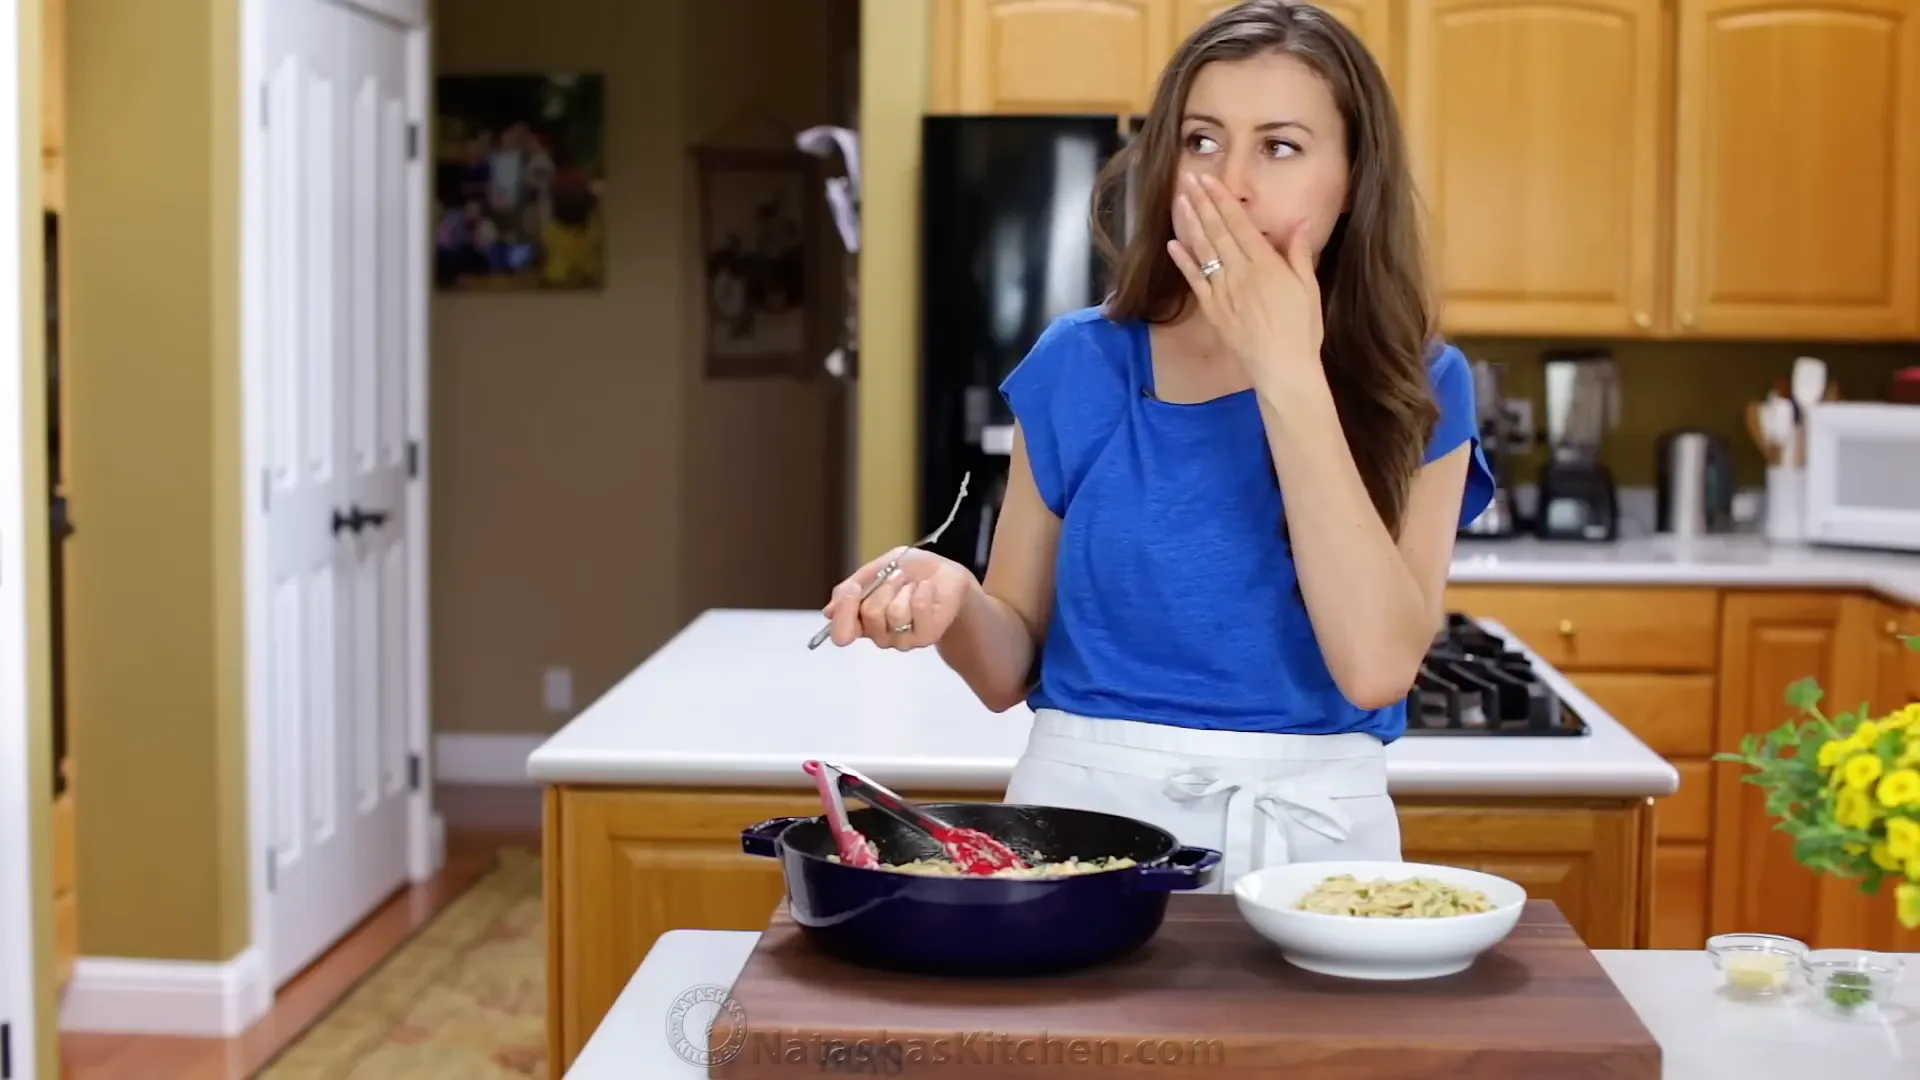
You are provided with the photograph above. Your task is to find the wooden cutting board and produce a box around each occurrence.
[708,896,1660,1078]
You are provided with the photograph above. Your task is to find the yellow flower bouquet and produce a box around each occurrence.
[1714,633,1920,931]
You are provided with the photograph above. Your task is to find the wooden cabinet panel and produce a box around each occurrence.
[1671,0,1920,338]
[1171,0,1399,84]
[1710,591,1850,943]
[934,0,1174,115]
[1575,671,1716,756]
[1907,607,1920,700]
[1404,0,1663,336]
[1398,797,1652,949]
[1445,584,1719,671]
[1657,760,1711,843]
[1651,844,1709,949]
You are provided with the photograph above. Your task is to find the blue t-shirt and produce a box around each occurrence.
[998,306,1495,743]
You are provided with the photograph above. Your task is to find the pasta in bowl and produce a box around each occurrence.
[1233,861,1527,981]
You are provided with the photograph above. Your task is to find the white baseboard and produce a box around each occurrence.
[435,732,546,785]
[60,946,272,1036]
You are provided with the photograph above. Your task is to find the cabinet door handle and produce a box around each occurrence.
[1888,620,1901,635]
[1633,312,1651,329]
[1558,619,1575,635]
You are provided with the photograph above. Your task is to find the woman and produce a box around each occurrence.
[821,0,1494,892]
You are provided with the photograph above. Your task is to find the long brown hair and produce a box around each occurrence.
[1091,0,1440,537]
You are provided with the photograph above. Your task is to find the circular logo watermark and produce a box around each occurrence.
[666,983,748,1067]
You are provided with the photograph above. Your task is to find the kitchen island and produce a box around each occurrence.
[570,928,1920,1080]
[527,608,1677,1072]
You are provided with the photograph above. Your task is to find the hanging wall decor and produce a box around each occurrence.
[433,72,605,290]
[692,145,826,377]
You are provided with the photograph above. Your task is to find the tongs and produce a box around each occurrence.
[803,759,881,868]
[804,759,1027,875]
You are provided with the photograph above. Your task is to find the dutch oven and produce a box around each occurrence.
[740,802,1221,975]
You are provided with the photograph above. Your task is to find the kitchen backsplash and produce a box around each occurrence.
[1453,336,1920,488]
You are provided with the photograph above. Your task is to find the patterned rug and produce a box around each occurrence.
[259,848,547,1078]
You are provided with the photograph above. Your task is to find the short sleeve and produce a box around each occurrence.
[997,316,1088,517]
[1423,344,1497,528]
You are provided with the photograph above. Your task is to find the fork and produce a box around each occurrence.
[807,472,971,650]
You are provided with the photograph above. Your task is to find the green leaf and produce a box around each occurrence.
[1786,677,1824,712]
[1899,632,1919,654]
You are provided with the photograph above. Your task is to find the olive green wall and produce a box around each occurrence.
[21,0,56,1073]
[1457,337,1920,489]
[64,0,249,963]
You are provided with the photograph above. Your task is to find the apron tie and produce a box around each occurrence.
[1163,766,1354,888]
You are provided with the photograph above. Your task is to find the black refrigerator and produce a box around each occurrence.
[918,115,1129,577]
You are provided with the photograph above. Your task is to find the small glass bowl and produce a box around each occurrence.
[1801,949,1903,1018]
[1706,933,1807,998]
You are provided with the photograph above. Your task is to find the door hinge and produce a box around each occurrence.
[260,82,269,127]
[406,122,420,161]
[408,753,422,792]
[2,1020,12,1080]
[265,851,277,894]
[406,441,419,479]
[261,468,271,513]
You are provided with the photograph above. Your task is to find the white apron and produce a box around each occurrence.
[1003,709,1401,893]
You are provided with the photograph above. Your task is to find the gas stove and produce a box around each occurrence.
[1403,613,1589,736]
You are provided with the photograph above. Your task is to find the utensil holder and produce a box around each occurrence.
[1765,466,1805,543]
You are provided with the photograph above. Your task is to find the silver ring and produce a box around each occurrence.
[1199,257,1223,278]
[889,621,913,634]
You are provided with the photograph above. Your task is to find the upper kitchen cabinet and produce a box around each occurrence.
[927,0,1398,116]
[1172,0,1400,84]
[1404,0,1663,337]
[1671,0,1920,340]
[927,0,1176,115]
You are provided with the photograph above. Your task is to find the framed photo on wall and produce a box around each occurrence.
[433,72,606,290]
[693,147,826,378]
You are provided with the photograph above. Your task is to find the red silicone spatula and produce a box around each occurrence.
[809,759,1027,875]
[803,759,880,868]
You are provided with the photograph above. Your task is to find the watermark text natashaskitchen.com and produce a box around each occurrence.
[739,1031,1227,1071]
[665,983,1226,1072]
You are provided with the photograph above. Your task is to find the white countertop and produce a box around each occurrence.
[1453,534,1920,604]
[525,609,1678,799]
[567,929,1920,1080]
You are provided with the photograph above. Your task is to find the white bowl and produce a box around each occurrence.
[1232,860,1527,981]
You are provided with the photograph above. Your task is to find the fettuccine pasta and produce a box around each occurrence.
[827,854,1138,878]
[1295,873,1494,918]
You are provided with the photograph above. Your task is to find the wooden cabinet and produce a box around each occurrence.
[1671,0,1920,339]
[1447,583,1718,949]
[1449,583,1920,955]
[1403,0,1664,337]
[928,0,1176,116]
[1903,605,1920,701]
[926,0,1397,116]
[543,784,1652,1076]
[921,0,1920,340]
[1712,591,1920,954]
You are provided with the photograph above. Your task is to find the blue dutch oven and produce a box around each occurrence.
[740,802,1221,975]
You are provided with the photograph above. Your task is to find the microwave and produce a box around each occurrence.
[1803,402,1920,553]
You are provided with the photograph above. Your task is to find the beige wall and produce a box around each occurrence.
[432,0,857,736]
[62,0,249,966]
